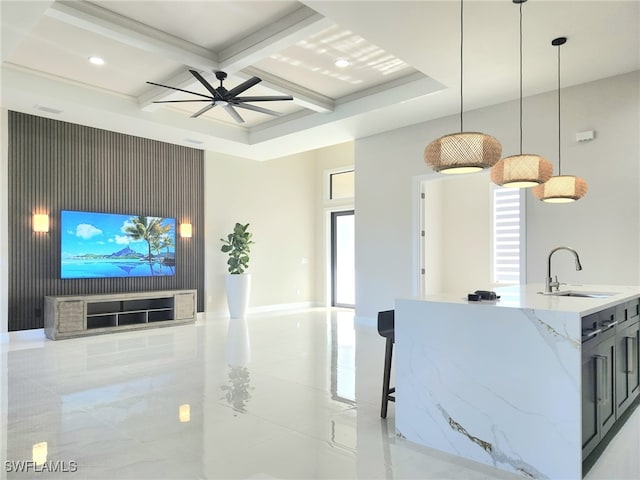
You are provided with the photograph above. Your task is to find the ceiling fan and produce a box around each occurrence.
[147,70,293,124]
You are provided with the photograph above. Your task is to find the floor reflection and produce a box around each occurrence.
[3,326,206,479]
[221,317,253,413]
[330,310,356,406]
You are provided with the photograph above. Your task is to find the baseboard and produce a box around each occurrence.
[202,301,319,319]
[248,301,316,314]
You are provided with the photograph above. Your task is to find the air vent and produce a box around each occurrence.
[34,105,63,115]
[183,138,204,145]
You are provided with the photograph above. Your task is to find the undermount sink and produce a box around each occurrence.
[541,291,617,298]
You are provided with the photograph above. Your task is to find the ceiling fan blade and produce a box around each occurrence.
[191,103,216,118]
[226,76,262,98]
[223,105,244,124]
[235,103,282,117]
[189,70,224,100]
[152,99,213,103]
[234,95,293,102]
[146,81,213,100]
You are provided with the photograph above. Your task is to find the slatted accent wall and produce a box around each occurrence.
[8,111,205,331]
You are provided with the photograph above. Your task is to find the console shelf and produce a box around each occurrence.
[45,290,197,340]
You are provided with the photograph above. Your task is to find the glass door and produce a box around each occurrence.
[331,210,355,308]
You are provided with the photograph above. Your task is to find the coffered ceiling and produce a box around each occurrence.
[1,1,638,160]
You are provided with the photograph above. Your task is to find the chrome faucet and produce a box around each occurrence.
[546,246,583,293]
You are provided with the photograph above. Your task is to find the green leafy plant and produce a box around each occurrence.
[220,223,254,274]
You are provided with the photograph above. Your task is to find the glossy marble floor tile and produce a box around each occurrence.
[1,308,638,479]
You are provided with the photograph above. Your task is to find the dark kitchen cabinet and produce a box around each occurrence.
[582,321,616,459]
[616,318,640,417]
[582,298,640,460]
[582,337,599,458]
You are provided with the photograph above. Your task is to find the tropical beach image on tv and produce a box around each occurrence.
[61,210,176,279]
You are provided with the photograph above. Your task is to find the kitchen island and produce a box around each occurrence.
[395,284,640,479]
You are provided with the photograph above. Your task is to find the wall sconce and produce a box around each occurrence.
[179,223,192,238]
[179,404,191,423]
[33,214,49,232]
[32,441,48,465]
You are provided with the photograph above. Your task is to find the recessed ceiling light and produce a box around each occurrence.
[334,58,351,68]
[88,56,105,66]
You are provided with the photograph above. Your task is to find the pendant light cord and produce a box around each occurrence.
[459,0,464,132]
[557,42,562,174]
[518,3,523,154]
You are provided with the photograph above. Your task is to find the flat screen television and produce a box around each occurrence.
[60,210,176,279]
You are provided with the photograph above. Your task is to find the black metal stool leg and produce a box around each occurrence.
[381,336,393,418]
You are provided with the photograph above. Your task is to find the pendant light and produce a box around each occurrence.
[491,0,553,188]
[532,37,588,203]
[424,0,502,174]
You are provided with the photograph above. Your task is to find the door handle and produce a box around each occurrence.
[602,320,618,330]
[595,355,609,403]
[627,336,636,374]
[585,328,602,338]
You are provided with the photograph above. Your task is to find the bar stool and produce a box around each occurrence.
[377,310,395,418]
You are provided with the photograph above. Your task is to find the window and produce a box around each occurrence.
[329,169,354,200]
[492,187,524,284]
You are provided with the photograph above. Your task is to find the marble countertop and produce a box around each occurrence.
[400,284,640,316]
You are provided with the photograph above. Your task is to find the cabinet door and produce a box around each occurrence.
[174,292,195,320]
[616,321,640,417]
[57,300,85,333]
[596,336,617,438]
[628,299,640,324]
[582,341,600,458]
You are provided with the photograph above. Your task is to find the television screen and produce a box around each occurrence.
[61,210,176,279]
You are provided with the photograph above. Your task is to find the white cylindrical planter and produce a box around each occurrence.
[225,273,251,319]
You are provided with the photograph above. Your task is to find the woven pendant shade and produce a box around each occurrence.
[424,0,502,175]
[531,175,588,203]
[492,1,552,188]
[491,154,553,188]
[424,132,502,174]
[534,37,588,203]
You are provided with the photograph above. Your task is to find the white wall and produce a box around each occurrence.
[526,73,640,286]
[355,71,640,321]
[204,150,317,315]
[354,129,443,318]
[203,143,354,315]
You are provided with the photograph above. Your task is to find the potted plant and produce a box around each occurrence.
[220,223,254,318]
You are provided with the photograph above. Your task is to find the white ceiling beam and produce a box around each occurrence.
[216,6,335,113]
[1,0,55,63]
[45,1,218,71]
[219,5,332,72]
[249,72,445,143]
[241,66,334,113]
